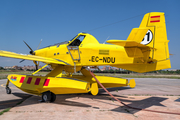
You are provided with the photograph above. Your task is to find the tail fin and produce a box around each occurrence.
[138,12,170,61]
[128,12,170,72]
[108,12,171,73]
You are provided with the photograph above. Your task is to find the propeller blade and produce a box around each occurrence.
[23,41,33,51]
[23,41,35,55]
[37,39,42,50]
[19,59,25,63]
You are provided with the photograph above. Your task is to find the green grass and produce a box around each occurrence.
[0,70,48,80]
[0,70,180,80]
[0,108,11,115]
[94,73,180,79]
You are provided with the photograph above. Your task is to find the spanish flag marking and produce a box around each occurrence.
[150,15,160,23]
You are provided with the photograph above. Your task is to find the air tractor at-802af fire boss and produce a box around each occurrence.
[0,12,170,102]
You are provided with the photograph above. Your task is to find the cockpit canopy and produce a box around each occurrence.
[68,33,99,47]
[40,33,99,49]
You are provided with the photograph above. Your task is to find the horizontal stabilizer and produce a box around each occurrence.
[106,40,153,49]
[107,28,149,48]
[127,28,148,42]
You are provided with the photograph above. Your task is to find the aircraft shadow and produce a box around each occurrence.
[110,96,168,114]
[1,89,168,115]
[53,94,168,115]
[98,87,131,97]
[175,98,180,102]
[12,93,32,99]
[53,94,92,107]
[0,93,31,111]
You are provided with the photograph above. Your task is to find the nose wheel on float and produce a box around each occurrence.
[5,80,11,94]
[6,87,11,94]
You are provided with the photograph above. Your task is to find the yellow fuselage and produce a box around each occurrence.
[34,33,134,72]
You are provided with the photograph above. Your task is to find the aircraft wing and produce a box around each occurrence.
[0,50,71,65]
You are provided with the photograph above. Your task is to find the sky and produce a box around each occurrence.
[0,0,180,69]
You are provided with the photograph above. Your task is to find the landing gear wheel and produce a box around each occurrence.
[6,87,11,94]
[42,91,56,102]
[42,91,51,102]
[50,92,56,102]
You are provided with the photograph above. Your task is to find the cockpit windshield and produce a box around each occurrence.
[41,34,84,49]
[68,35,85,46]
[69,35,78,43]
[41,35,78,49]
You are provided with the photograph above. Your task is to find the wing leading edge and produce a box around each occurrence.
[0,50,71,65]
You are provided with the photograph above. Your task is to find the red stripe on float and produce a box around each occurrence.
[35,78,41,85]
[43,79,50,86]
[27,77,32,84]
[20,77,25,83]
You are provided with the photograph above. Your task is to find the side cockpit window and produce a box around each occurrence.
[69,35,85,46]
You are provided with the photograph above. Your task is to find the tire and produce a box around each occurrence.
[6,87,11,94]
[50,92,56,102]
[42,91,51,102]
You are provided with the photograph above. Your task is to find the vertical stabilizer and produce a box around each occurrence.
[116,12,171,72]
[138,12,170,61]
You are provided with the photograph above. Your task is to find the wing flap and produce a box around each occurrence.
[0,50,70,65]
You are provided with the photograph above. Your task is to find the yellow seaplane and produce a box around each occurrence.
[0,12,170,102]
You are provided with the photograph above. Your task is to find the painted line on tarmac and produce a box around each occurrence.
[1,84,18,90]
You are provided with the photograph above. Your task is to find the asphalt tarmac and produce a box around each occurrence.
[0,78,180,120]
[0,79,32,112]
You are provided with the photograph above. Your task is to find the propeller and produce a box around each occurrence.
[20,40,42,70]
[19,41,35,63]
[23,41,35,55]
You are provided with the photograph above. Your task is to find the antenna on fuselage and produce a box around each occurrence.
[103,36,110,44]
